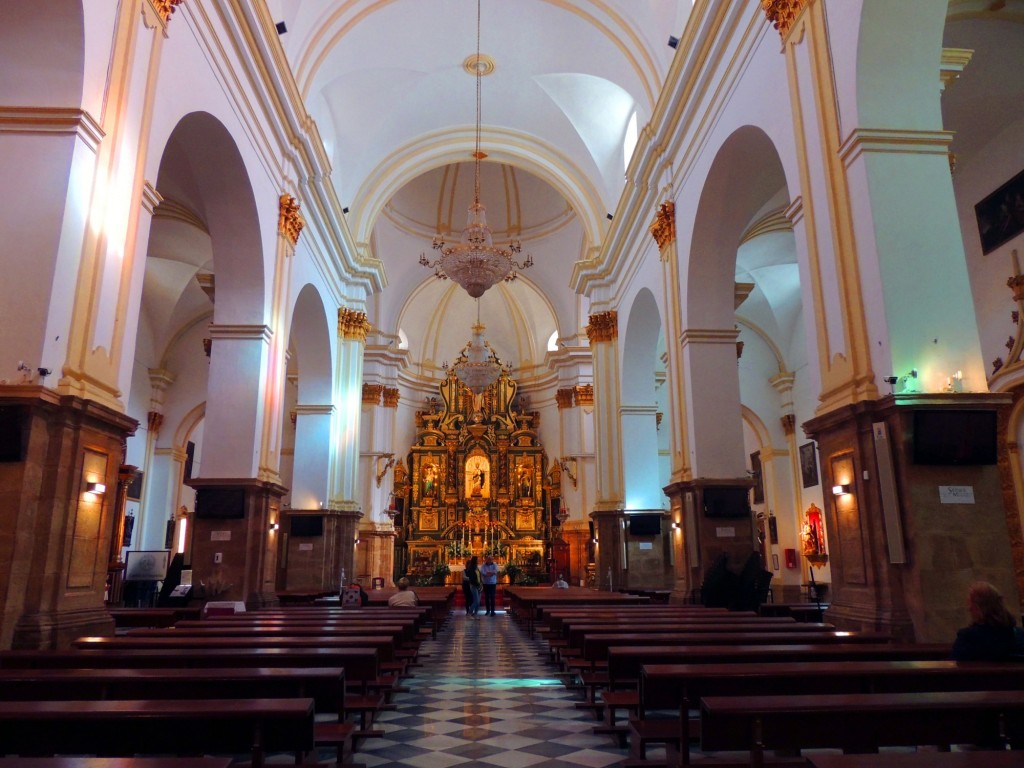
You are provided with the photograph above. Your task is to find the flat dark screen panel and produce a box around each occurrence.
[194,488,246,519]
[913,409,997,465]
[290,515,324,537]
[628,514,661,536]
[703,486,751,518]
[0,407,24,462]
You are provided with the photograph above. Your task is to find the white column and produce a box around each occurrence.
[291,404,334,510]
[199,324,272,479]
[330,309,369,510]
[587,311,624,511]
[680,328,746,478]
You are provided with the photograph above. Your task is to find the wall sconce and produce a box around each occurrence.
[832,484,852,496]
[86,482,106,495]
[671,521,680,530]
[269,522,279,532]
[354,537,361,546]
[375,453,396,487]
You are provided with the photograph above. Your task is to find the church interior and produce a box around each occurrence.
[3,0,1024,659]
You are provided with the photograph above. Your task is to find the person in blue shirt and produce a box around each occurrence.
[480,554,500,615]
[952,580,1024,661]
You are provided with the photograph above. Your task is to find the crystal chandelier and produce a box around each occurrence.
[446,301,507,395]
[419,0,532,299]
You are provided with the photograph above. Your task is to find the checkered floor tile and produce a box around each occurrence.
[346,610,644,768]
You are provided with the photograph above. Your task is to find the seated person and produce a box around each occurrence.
[552,574,569,589]
[388,577,419,607]
[952,580,1024,661]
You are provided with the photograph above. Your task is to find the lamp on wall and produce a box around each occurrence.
[269,522,280,532]
[832,484,852,496]
[85,481,106,495]
[417,0,532,298]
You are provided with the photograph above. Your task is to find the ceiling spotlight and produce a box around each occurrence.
[342,207,350,214]
[668,35,679,49]
[606,213,614,221]
[275,21,287,35]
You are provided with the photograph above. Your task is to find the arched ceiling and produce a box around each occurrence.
[261,0,690,378]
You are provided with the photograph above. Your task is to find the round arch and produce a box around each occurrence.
[155,111,266,325]
[289,283,335,405]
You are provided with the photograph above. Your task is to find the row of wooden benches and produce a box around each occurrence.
[531,603,1024,768]
[0,596,455,766]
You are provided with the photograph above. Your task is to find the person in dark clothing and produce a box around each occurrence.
[952,580,1024,661]
[462,556,481,617]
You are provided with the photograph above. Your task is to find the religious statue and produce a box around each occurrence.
[422,462,438,498]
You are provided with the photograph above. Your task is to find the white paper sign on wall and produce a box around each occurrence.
[639,542,653,550]
[939,485,975,504]
[211,530,231,541]
[298,543,314,552]
[715,527,736,538]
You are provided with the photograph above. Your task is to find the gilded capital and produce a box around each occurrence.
[278,194,305,246]
[152,0,183,23]
[573,384,594,407]
[761,0,810,38]
[383,387,400,408]
[586,311,618,343]
[650,201,676,251]
[338,308,371,341]
[147,411,164,435]
[555,388,575,409]
[362,383,385,405]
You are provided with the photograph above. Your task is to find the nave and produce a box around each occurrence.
[352,611,637,768]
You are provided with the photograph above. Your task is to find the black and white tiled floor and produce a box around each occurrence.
[354,611,637,768]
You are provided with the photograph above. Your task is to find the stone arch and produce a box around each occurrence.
[154,111,266,325]
[683,125,790,478]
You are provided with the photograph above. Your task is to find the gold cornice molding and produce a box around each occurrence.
[278,194,305,246]
[838,128,955,168]
[207,324,273,343]
[153,197,208,232]
[940,47,974,92]
[555,388,575,409]
[338,308,371,341]
[650,201,676,251]
[294,404,334,416]
[586,311,618,343]
[739,206,792,245]
[0,107,104,151]
[382,387,400,408]
[761,0,811,39]
[141,182,164,216]
[679,328,740,347]
[362,383,385,406]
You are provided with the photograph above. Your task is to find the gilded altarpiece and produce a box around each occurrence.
[396,369,549,581]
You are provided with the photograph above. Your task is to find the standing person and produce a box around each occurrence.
[462,556,481,616]
[480,554,499,615]
[952,580,1024,661]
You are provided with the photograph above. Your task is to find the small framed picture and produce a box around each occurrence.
[800,442,819,489]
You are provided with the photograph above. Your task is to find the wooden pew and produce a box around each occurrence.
[807,753,1024,768]
[106,608,201,629]
[700,690,1024,768]
[639,659,1024,765]
[0,698,314,768]
[594,642,949,745]
[503,588,651,635]
[0,760,233,768]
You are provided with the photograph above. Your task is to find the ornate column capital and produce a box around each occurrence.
[650,201,676,251]
[586,311,618,343]
[362,383,385,405]
[555,388,575,409]
[383,387,400,408]
[151,0,183,24]
[147,410,164,435]
[338,308,371,341]
[761,0,810,38]
[278,194,305,246]
[573,384,594,407]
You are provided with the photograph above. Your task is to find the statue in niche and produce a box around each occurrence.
[422,461,438,498]
[466,456,490,499]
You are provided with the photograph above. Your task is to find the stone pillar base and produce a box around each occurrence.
[0,385,137,649]
[187,478,288,609]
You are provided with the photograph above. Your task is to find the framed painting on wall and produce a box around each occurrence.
[800,442,819,489]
